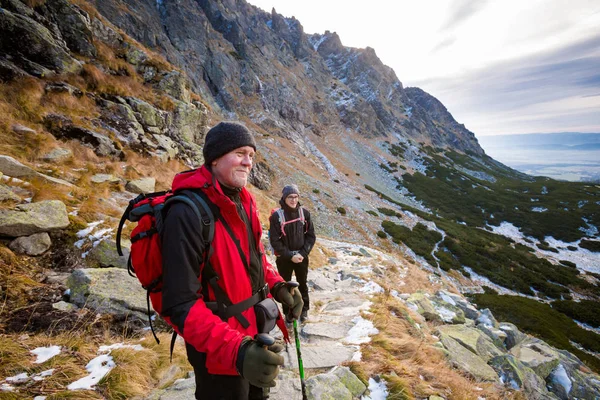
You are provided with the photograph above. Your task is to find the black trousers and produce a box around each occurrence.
[275,256,310,315]
[186,343,266,399]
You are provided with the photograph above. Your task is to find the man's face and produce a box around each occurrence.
[211,146,255,188]
[285,194,299,209]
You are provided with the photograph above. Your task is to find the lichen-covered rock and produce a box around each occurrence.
[0,200,69,237]
[331,366,367,397]
[406,292,441,322]
[0,184,21,202]
[125,177,155,194]
[498,322,526,349]
[439,334,498,381]
[476,308,499,328]
[305,372,353,400]
[9,232,52,255]
[489,354,556,399]
[437,325,503,362]
[476,323,507,349]
[85,240,129,269]
[157,71,190,103]
[510,338,560,379]
[67,268,149,321]
[0,154,73,187]
[170,101,207,145]
[91,174,121,184]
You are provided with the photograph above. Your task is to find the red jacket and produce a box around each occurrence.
[161,166,284,375]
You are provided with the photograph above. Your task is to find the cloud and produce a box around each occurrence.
[439,0,489,32]
[413,35,600,135]
[431,36,457,53]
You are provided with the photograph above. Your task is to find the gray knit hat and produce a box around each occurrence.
[203,122,257,165]
[282,184,300,199]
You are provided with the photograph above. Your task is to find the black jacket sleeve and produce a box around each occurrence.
[299,208,316,258]
[160,202,205,334]
[268,212,294,260]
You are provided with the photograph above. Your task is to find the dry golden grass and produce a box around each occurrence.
[0,330,191,399]
[351,292,508,400]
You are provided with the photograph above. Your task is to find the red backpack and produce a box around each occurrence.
[116,189,216,344]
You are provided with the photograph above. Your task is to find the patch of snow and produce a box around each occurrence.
[551,364,572,395]
[351,350,362,362]
[1,383,15,392]
[34,397,47,400]
[32,369,55,382]
[578,200,588,208]
[76,221,103,238]
[541,186,548,194]
[99,343,144,353]
[67,354,115,390]
[530,198,539,202]
[361,377,388,400]
[360,281,384,294]
[579,217,599,236]
[531,207,548,213]
[435,306,457,323]
[31,345,61,364]
[345,316,379,344]
[5,373,28,383]
[391,290,400,299]
[74,238,86,249]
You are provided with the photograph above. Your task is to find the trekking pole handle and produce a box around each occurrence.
[286,281,299,289]
[255,333,275,348]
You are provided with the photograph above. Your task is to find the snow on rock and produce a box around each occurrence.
[360,281,384,294]
[345,316,379,344]
[31,345,61,364]
[361,377,388,400]
[550,364,572,396]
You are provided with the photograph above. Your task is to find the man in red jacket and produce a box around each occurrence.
[161,122,303,399]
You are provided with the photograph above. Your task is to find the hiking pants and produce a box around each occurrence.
[275,256,310,315]
[186,344,266,399]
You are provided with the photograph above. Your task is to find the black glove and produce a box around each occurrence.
[236,337,284,388]
[273,283,303,320]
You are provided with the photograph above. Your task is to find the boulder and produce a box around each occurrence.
[436,290,479,319]
[44,81,83,97]
[305,372,353,400]
[0,200,69,237]
[11,124,37,135]
[439,334,498,381]
[432,301,466,324]
[332,366,367,397]
[90,174,120,184]
[125,177,156,194]
[510,338,560,379]
[476,323,507,349]
[476,308,499,328]
[85,240,129,269]
[67,268,149,321]
[41,147,73,162]
[0,184,21,202]
[489,355,556,399]
[437,325,503,362]
[91,17,122,48]
[0,154,74,187]
[406,292,441,322]
[9,232,52,255]
[498,322,526,349]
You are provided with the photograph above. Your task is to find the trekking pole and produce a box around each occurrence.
[292,319,308,400]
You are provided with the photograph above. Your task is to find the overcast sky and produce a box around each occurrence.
[246,0,600,137]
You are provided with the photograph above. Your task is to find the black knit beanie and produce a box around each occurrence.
[203,122,257,165]
[282,184,299,199]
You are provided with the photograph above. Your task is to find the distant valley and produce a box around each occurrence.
[478,132,600,182]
